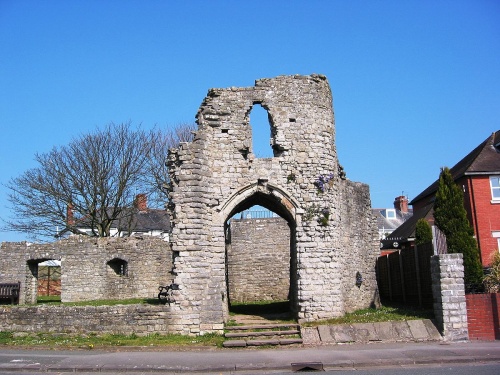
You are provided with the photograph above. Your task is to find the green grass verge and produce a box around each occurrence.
[35,297,161,306]
[303,303,434,327]
[0,331,224,349]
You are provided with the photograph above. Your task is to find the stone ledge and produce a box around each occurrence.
[303,319,442,345]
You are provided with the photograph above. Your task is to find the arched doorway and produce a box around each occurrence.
[222,187,298,320]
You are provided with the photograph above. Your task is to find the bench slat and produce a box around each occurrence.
[0,282,21,304]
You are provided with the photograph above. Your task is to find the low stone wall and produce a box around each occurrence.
[0,304,206,336]
[466,293,500,340]
[302,319,442,344]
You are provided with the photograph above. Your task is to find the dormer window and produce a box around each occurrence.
[490,176,500,201]
[384,209,396,219]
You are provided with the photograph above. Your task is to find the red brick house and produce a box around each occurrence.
[388,130,500,266]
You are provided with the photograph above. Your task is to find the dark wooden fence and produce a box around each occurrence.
[376,243,434,308]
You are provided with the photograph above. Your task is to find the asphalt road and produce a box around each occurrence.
[0,341,498,374]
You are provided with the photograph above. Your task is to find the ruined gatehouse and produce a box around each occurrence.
[167,74,379,331]
[0,74,379,336]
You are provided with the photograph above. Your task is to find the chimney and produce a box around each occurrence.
[394,196,408,213]
[135,194,147,212]
[66,204,75,226]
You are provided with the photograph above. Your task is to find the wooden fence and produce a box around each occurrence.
[376,242,434,308]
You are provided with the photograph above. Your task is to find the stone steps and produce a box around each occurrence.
[223,323,303,348]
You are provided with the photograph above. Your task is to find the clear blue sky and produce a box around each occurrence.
[1,0,499,242]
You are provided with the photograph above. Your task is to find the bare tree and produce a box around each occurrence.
[145,123,196,206]
[4,122,195,241]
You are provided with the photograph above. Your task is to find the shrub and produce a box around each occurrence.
[415,218,432,246]
[484,252,500,293]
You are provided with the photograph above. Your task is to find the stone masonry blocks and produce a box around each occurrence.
[431,254,469,341]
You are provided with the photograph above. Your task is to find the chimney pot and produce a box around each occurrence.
[66,204,75,226]
[135,194,147,211]
[394,195,408,213]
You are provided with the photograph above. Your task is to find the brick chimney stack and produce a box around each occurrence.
[394,195,408,213]
[66,204,75,226]
[135,194,148,212]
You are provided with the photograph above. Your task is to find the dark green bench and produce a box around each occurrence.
[0,282,21,304]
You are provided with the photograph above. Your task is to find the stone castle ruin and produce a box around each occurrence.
[167,74,379,329]
[1,74,379,335]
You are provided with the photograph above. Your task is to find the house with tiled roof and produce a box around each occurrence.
[373,196,413,252]
[60,194,170,240]
[383,130,500,266]
[380,202,433,251]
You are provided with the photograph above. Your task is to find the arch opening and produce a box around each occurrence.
[224,193,298,321]
[26,258,62,304]
[107,258,128,277]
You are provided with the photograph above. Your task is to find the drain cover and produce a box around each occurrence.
[291,362,324,372]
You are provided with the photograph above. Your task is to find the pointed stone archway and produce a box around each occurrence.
[220,182,299,318]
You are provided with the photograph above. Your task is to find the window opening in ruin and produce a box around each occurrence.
[107,258,128,276]
[249,104,274,158]
[26,259,62,304]
[225,202,296,319]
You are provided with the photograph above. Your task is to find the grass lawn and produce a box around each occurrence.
[36,296,161,306]
[303,302,434,327]
[0,331,224,349]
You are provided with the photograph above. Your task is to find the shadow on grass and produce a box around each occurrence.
[37,296,61,304]
[378,301,435,320]
[229,300,293,320]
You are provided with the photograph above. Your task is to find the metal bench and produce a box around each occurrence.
[0,282,21,305]
[158,283,179,304]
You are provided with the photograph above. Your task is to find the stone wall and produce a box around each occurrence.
[431,253,469,341]
[0,304,196,336]
[227,217,290,303]
[167,74,379,330]
[0,237,173,304]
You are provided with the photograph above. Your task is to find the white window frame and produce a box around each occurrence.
[490,176,500,202]
[385,209,396,219]
[494,231,500,252]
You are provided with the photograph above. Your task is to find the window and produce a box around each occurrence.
[107,258,128,276]
[494,232,500,252]
[248,103,275,158]
[384,209,396,219]
[490,176,500,201]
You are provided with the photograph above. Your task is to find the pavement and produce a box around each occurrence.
[0,341,499,373]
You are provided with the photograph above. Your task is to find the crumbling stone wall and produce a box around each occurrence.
[167,74,379,331]
[0,237,172,304]
[228,217,290,303]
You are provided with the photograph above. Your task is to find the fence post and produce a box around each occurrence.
[415,245,422,307]
[386,255,392,301]
[431,253,468,341]
[398,250,406,303]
